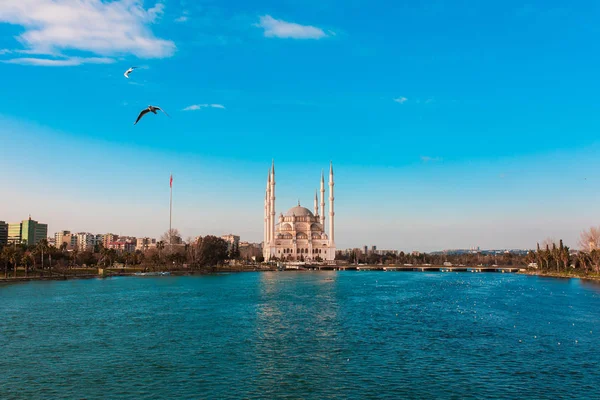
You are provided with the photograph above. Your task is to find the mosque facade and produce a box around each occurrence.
[263,162,336,262]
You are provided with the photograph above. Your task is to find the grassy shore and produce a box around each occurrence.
[519,269,600,282]
[0,264,275,283]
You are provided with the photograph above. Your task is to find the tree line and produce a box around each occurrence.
[0,229,235,278]
[2,225,599,278]
[523,227,600,275]
[335,249,526,266]
[336,225,600,276]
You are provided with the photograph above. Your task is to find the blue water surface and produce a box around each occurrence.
[0,272,599,399]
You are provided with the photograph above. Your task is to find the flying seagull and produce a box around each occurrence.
[124,66,138,78]
[134,105,170,125]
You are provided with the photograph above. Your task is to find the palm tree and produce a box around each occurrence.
[550,242,560,272]
[134,250,144,266]
[21,253,33,277]
[10,247,19,278]
[1,246,14,278]
[35,239,49,276]
[557,240,569,271]
[70,248,79,269]
[579,251,592,274]
[100,246,110,267]
[157,241,165,266]
[542,245,551,271]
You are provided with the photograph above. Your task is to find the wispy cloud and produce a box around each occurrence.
[3,56,114,67]
[183,104,226,111]
[0,0,176,66]
[0,49,12,55]
[393,97,408,104]
[415,97,435,105]
[420,156,442,163]
[175,10,189,23]
[255,15,329,39]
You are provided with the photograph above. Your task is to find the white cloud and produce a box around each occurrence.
[3,56,115,66]
[393,97,408,104]
[0,0,176,66]
[255,15,329,39]
[0,49,12,55]
[183,104,226,111]
[420,156,442,163]
[174,9,189,23]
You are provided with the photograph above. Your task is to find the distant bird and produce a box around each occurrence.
[124,67,138,78]
[134,105,170,125]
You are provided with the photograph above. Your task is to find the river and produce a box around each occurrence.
[0,272,598,399]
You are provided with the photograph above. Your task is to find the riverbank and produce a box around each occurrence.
[8,265,599,285]
[0,265,277,283]
[519,269,600,282]
[0,264,524,284]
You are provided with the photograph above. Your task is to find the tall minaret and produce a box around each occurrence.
[270,160,276,245]
[320,170,325,228]
[314,190,319,216]
[264,189,268,245]
[266,169,271,244]
[329,162,335,246]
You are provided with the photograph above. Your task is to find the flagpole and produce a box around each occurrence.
[169,172,173,252]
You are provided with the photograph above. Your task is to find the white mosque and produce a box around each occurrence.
[263,162,336,262]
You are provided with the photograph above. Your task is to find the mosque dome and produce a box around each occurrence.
[285,205,314,217]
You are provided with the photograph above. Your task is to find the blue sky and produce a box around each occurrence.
[0,0,599,251]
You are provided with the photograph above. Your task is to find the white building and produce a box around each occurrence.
[76,232,103,251]
[136,237,157,251]
[108,239,136,253]
[55,230,77,249]
[221,234,240,252]
[263,161,336,262]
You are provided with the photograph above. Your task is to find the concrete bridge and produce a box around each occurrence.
[382,266,523,273]
[312,265,524,273]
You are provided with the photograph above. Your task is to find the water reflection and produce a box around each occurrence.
[251,271,340,396]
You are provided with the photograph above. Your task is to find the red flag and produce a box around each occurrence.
[170,174,173,188]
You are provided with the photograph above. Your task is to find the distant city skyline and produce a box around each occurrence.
[1,1,599,251]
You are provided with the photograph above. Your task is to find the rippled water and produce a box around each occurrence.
[1,272,599,399]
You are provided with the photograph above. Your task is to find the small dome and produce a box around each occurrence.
[285,206,314,217]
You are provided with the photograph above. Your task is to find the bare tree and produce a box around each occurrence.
[185,236,199,264]
[161,229,182,245]
[578,226,600,252]
[541,237,557,249]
